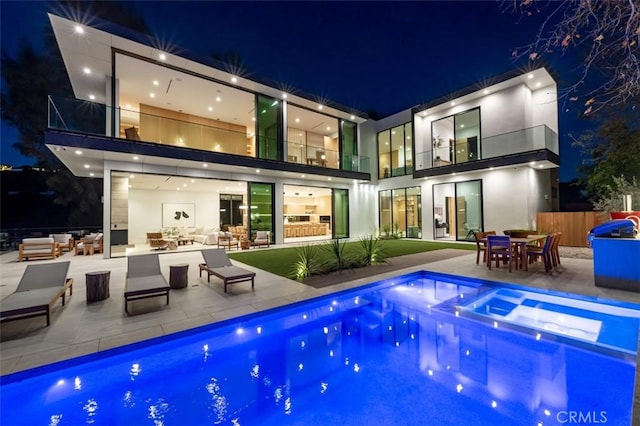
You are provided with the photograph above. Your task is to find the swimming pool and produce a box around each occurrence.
[2,271,639,425]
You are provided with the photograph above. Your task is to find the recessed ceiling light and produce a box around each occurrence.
[489,167,495,170]
[75,150,82,155]
[177,187,180,191]
[318,105,323,110]
[326,126,331,131]
[133,156,139,160]
[422,112,427,116]
[216,97,221,102]
[89,94,95,100]
[83,67,91,74]
[130,175,135,178]
[350,115,355,120]
[208,106,213,111]
[89,173,95,177]
[282,93,288,99]
[483,90,489,95]
[529,161,536,165]
[251,117,256,121]
[538,164,544,168]
[450,101,455,106]
[327,177,331,181]
[460,124,465,128]
[231,76,238,83]
[125,104,131,109]
[256,169,260,173]
[452,172,457,176]
[528,73,534,79]
[301,174,305,178]
[158,53,167,61]
[183,183,187,187]
[536,82,542,87]
[74,25,84,34]
[84,164,90,169]
[295,118,300,123]
[191,179,195,183]
[153,80,159,86]
[203,163,208,167]
[149,93,155,98]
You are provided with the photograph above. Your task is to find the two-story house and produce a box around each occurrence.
[44,13,559,258]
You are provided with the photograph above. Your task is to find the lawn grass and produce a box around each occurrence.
[228,239,474,278]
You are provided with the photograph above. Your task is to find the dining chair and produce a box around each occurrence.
[526,234,554,272]
[487,235,515,272]
[472,230,495,264]
[551,232,562,267]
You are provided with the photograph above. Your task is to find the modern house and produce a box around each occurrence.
[45,13,559,258]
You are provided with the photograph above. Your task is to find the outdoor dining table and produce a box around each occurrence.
[482,235,548,271]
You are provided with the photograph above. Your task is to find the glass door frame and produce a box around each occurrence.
[432,179,484,241]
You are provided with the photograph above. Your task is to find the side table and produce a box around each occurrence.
[86,271,110,303]
[169,264,189,289]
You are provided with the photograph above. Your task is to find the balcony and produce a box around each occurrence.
[48,96,369,174]
[415,125,559,173]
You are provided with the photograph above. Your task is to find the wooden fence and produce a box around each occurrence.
[536,212,607,247]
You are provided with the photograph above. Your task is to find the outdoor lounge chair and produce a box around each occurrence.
[124,254,170,314]
[199,248,255,293]
[0,261,74,326]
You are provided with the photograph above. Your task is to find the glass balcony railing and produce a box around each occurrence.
[48,96,370,174]
[286,142,370,173]
[414,125,559,170]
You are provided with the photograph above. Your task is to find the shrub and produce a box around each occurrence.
[290,244,321,280]
[358,234,387,266]
[322,239,350,273]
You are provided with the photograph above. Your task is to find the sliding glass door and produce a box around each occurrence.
[432,180,483,241]
[332,189,349,239]
[248,182,274,243]
[378,187,422,238]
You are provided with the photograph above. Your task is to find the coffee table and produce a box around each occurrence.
[178,237,194,246]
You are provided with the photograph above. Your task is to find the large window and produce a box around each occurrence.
[378,186,421,238]
[378,122,413,179]
[431,108,480,166]
[286,105,340,169]
[257,95,282,161]
[340,120,358,171]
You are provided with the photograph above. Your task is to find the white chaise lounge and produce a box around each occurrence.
[199,248,255,293]
[124,254,171,314]
[0,261,74,326]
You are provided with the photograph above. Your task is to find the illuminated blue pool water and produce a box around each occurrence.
[2,271,639,425]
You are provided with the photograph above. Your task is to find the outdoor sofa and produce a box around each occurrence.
[0,261,74,326]
[18,237,60,261]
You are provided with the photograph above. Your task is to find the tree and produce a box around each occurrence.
[572,116,640,206]
[504,0,640,115]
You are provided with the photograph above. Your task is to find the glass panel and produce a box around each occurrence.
[433,183,454,240]
[406,186,421,238]
[286,104,339,168]
[404,123,413,174]
[431,116,454,166]
[257,95,281,160]
[453,109,480,163]
[392,189,406,237]
[332,189,349,239]
[249,182,274,242]
[340,120,357,171]
[455,180,482,241]
[391,125,405,177]
[219,194,244,228]
[378,130,391,179]
[379,190,392,236]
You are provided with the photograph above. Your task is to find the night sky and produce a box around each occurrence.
[1,1,588,181]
